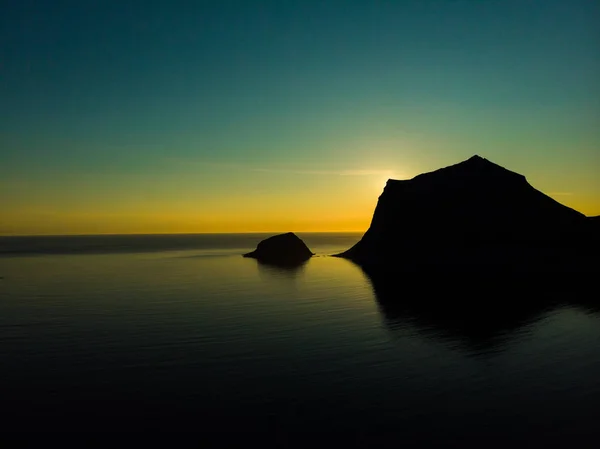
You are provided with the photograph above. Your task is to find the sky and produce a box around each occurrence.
[1,0,599,235]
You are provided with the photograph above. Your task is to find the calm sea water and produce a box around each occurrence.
[1,233,599,444]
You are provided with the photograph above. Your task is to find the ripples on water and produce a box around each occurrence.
[0,234,599,444]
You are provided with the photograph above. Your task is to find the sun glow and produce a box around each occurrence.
[375,171,398,193]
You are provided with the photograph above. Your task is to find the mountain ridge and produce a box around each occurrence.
[338,155,597,272]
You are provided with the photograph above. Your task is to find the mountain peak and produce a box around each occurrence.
[404,155,524,186]
[467,154,484,161]
[459,154,502,170]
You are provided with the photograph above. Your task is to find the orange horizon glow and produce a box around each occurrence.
[2,157,599,237]
[2,191,598,237]
[0,214,373,236]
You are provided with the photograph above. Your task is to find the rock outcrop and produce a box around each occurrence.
[243,232,314,265]
[338,155,598,272]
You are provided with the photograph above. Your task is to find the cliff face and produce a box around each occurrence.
[339,156,596,271]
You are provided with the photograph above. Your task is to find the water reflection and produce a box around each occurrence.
[255,259,308,280]
[360,265,600,355]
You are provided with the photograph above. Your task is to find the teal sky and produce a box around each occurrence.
[1,0,599,234]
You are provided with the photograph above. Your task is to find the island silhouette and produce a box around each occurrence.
[343,155,599,353]
[242,155,599,354]
[336,155,598,273]
[243,232,314,266]
[245,155,598,272]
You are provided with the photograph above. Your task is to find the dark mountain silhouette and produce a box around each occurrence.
[243,232,314,265]
[338,155,598,272]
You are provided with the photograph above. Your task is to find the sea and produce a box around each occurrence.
[1,233,599,444]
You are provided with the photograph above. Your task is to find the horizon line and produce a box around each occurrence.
[0,230,367,238]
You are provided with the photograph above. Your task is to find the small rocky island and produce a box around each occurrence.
[243,232,314,265]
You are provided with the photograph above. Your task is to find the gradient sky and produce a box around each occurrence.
[1,0,599,235]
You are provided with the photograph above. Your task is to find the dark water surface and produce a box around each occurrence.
[1,234,599,444]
